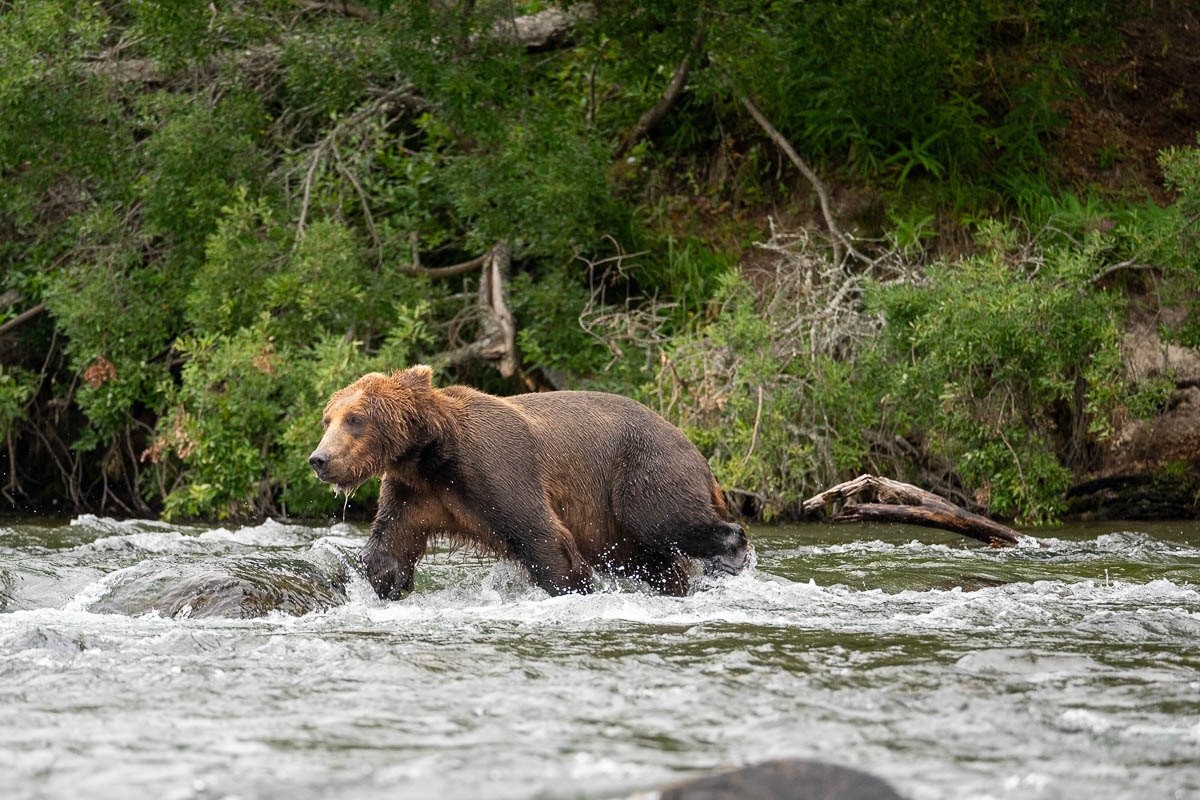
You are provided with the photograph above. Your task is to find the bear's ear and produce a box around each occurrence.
[393,364,434,390]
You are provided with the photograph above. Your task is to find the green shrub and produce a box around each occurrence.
[0,366,35,439]
[867,220,1147,522]
[160,299,435,520]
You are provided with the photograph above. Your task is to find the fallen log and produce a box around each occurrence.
[437,241,517,377]
[87,5,594,85]
[802,474,1026,547]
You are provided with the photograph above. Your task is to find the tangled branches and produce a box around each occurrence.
[645,221,922,517]
[291,85,427,259]
[575,238,672,371]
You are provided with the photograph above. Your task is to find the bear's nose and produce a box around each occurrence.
[309,451,329,473]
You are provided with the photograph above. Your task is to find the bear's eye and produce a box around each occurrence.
[344,413,364,428]
[321,416,331,429]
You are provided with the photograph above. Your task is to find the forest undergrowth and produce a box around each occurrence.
[1,0,1198,522]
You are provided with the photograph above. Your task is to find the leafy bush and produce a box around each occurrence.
[868,222,1136,522]
[658,210,1181,524]
[0,366,35,439]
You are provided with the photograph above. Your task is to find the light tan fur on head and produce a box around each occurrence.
[309,366,439,492]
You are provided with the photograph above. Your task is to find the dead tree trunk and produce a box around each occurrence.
[439,241,517,377]
[803,474,1027,548]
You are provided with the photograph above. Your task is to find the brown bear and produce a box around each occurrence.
[308,366,749,598]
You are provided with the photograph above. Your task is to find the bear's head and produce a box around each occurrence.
[308,365,436,494]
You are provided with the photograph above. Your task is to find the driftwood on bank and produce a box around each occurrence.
[803,474,1026,547]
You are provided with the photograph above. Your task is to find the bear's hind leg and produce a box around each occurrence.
[628,551,689,596]
[489,513,593,596]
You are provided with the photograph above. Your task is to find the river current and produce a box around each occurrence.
[1,516,1198,799]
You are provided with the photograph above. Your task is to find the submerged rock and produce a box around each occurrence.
[659,759,906,800]
[84,555,351,618]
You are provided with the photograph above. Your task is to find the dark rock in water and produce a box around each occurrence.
[5,627,88,655]
[86,555,351,618]
[659,759,906,800]
[156,561,349,618]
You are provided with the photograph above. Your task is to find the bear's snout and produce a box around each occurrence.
[309,450,330,478]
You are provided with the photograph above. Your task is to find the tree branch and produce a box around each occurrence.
[1090,258,1156,284]
[741,97,844,268]
[403,233,491,278]
[0,303,48,337]
[437,242,517,376]
[294,85,425,243]
[616,21,707,157]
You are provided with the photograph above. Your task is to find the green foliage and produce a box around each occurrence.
[665,206,1185,524]
[0,366,35,439]
[1155,139,1200,347]
[657,267,878,521]
[162,317,292,519]
[0,0,1189,522]
[509,265,609,381]
[137,93,269,259]
[656,235,734,318]
[161,299,434,519]
[605,0,1110,211]
[443,114,619,257]
[869,222,1136,522]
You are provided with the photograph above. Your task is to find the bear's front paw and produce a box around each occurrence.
[357,540,414,600]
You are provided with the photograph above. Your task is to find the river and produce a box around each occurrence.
[2,516,1198,799]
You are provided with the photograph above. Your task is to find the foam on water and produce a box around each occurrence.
[78,517,317,554]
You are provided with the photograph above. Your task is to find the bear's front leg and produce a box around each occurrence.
[358,531,425,600]
[358,479,428,600]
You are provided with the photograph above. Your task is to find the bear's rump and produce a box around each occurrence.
[515,398,721,566]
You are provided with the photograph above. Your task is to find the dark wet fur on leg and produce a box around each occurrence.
[357,535,415,600]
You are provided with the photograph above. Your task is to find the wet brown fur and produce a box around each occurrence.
[309,366,748,598]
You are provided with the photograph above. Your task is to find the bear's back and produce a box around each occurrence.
[507,390,697,460]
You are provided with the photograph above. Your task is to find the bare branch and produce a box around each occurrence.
[331,144,381,262]
[741,385,764,465]
[741,97,844,268]
[616,21,707,157]
[803,474,1028,548]
[402,234,491,278]
[1090,258,1156,284]
[293,86,425,245]
[437,242,517,377]
[0,303,48,337]
[575,239,671,370]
